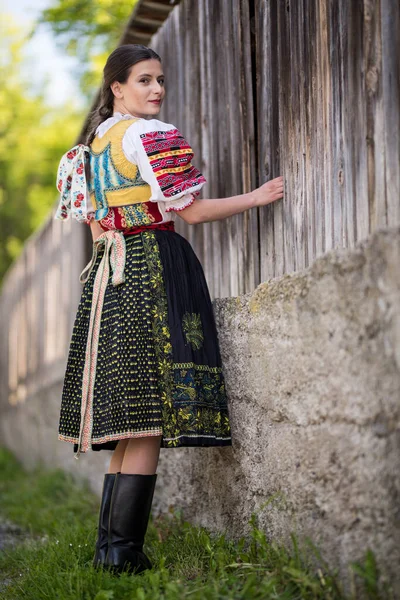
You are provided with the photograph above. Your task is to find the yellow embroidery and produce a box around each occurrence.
[89,119,152,213]
[91,119,140,180]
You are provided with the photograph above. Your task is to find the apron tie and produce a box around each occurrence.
[75,229,126,459]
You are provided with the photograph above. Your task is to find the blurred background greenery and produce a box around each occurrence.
[0,0,137,286]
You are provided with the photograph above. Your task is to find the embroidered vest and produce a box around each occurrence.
[88,119,152,221]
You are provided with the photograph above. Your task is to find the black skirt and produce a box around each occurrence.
[58,227,232,457]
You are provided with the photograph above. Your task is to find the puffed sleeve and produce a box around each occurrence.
[122,119,206,212]
[54,144,95,224]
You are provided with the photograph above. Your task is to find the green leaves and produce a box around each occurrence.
[37,0,139,96]
[0,18,83,287]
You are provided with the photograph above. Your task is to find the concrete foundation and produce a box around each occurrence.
[1,225,399,594]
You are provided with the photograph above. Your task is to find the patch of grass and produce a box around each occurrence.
[0,447,97,535]
[0,447,394,600]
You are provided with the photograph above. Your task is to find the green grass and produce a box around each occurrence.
[0,447,393,600]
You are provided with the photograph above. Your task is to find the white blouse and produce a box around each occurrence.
[95,112,204,221]
[55,112,206,225]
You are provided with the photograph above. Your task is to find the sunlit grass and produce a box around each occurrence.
[0,447,393,600]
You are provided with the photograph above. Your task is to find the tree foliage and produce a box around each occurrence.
[38,0,138,95]
[0,0,138,285]
[0,18,82,286]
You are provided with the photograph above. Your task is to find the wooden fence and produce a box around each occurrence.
[152,0,400,298]
[0,216,86,408]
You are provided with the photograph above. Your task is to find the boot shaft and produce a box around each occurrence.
[108,472,157,550]
[93,472,117,567]
[99,473,117,538]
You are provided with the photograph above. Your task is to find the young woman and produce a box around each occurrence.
[55,44,283,576]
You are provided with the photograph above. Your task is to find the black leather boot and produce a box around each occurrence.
[93,473,117,567]
[104,472,157,575]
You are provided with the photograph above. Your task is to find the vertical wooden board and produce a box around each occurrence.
[209,0,224,296]
[304,0,318,265]
[288,0,300,271]
[234,0,246,296]
[197,0,221,298]
[37,230,47,370]
[364,0,387,233]
[214,0,233,297]
[256,0,280,282]
[208,0,225,298]
[341,3,364,248]
[221,0,238,298]
[233,0,246,296]
[0,295,7,403]
[273,0,288,278]
[329,1,345,249]
[205,0,221,202]
[353,2,370,242]
[178,2,194,249]
[381,0,400,224]
[286,0,299,274]
[291,0,307,272]
[312,2,326,257]
[239,0,258,293]
[219,0,239,297]
[338,1,355,249]
[276,0,295,277]
[197,0,213,295]
[231,0,245,295]
[204,0,221,298]
[296,0,308,270]
[320,0,334,254]
[187,0,204,262]
[316,0,327,254]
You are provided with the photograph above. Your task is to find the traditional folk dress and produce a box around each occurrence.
[55,112,232,459]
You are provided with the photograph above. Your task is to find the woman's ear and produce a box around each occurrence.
[110,81,123,99]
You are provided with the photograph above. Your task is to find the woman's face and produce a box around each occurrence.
[111,58,165,119]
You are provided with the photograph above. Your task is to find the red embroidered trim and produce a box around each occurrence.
[140,129,206,198]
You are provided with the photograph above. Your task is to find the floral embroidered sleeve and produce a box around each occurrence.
[54,144,95,224]
[122,119,206,212]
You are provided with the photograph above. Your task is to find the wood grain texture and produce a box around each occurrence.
[151,0,399,298]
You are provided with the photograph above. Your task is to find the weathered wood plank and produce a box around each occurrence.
[381,0,400,224]
[239,0,258,293]
[256,0,280,282]
[150,0,399,298]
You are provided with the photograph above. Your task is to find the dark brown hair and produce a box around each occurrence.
[85,44,162,146]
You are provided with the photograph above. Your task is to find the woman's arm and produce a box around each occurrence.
[177,176,284,225]
[89,219,105,241]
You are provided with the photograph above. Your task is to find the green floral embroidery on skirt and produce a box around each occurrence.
[142,230,231,448]
[182,312,204,350]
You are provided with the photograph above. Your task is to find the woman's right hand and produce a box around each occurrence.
[177,174,284,225]
[253,175,284,207]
